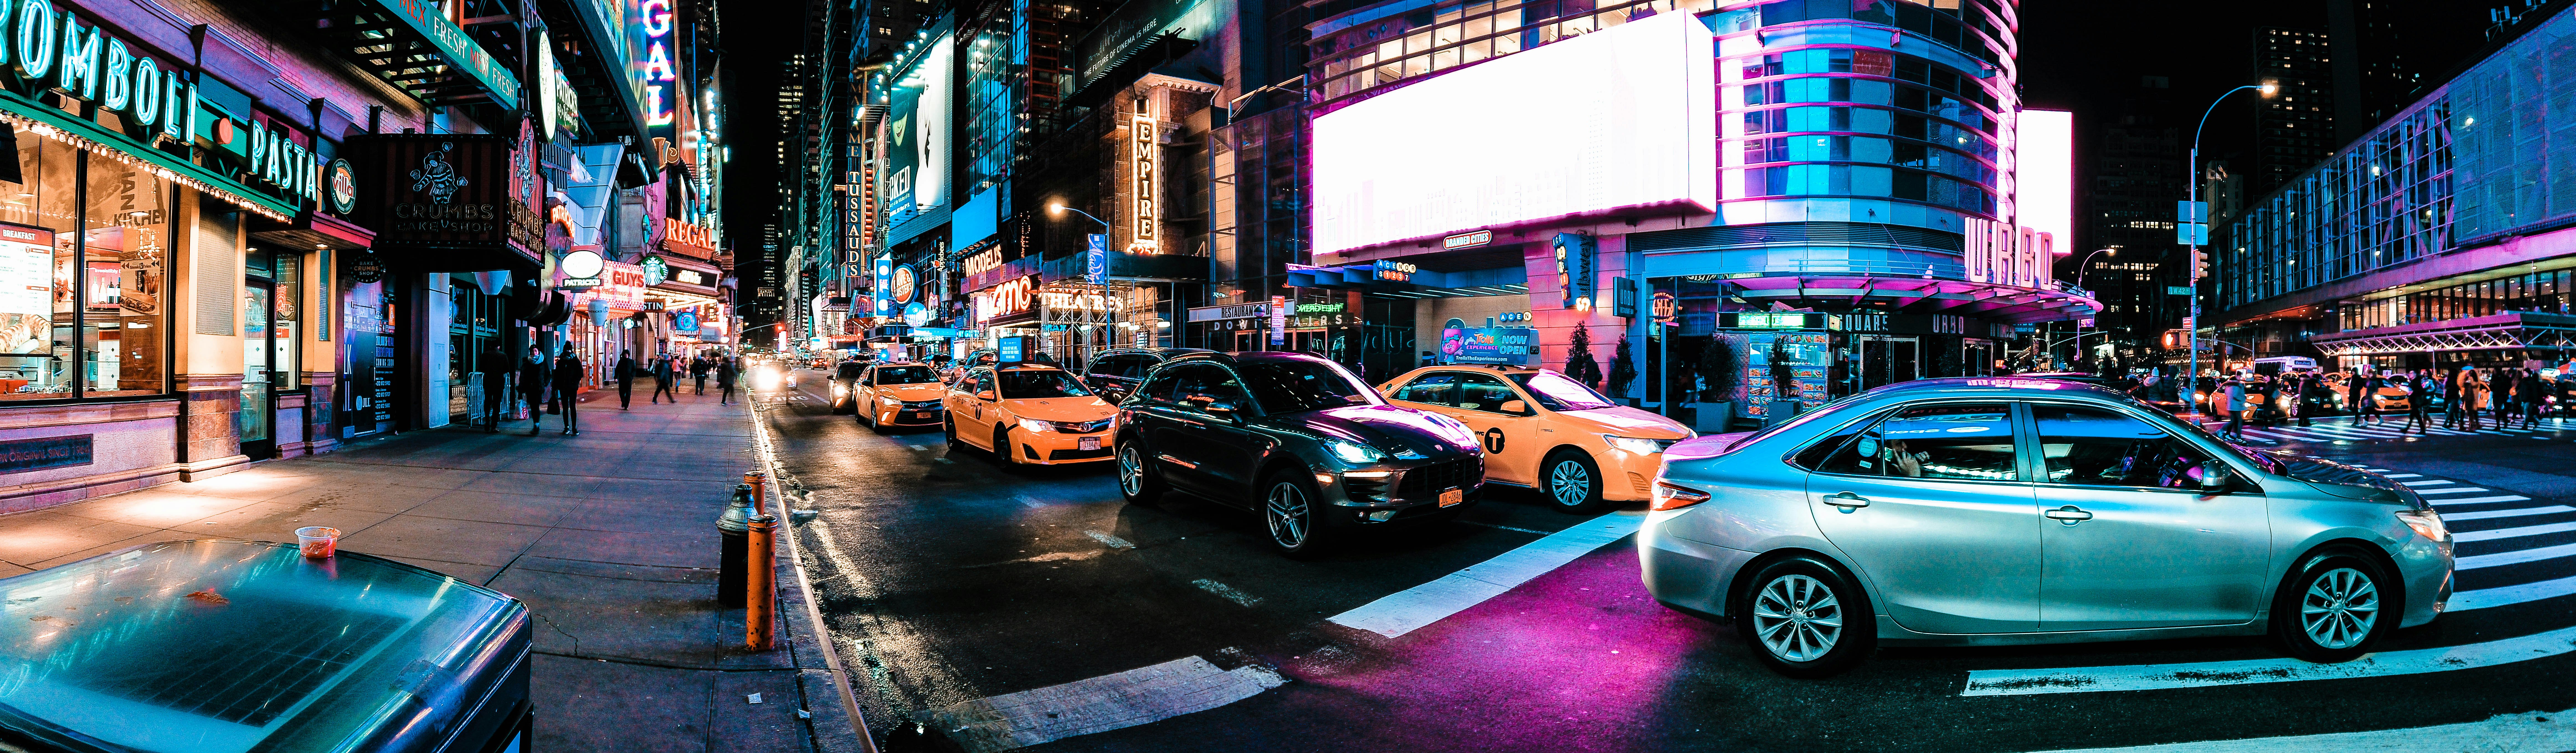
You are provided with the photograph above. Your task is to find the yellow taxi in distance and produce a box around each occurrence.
[1379,365,1691,513]
[946,363,1119,465]
[854,363,949,429]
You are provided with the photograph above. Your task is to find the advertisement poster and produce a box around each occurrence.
[1440,327,1536,365]
[1742,332,1830,417]
[0,223,52,354]
[340,280,395,439]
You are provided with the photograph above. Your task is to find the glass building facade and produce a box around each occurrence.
[2215,5,2576,369]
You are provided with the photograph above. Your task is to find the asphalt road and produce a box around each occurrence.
[754,368,2576,752]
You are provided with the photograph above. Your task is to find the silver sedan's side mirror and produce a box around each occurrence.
[2199,461,2233,493]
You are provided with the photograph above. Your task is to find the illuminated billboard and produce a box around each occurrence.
[2016,109,2073,252]
[883,34,954,221]
[1311,12,1716,256]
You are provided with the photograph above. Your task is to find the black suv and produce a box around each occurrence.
[1113,352,1487,557]
[828,359,869,413]
[1081,347,1212,404]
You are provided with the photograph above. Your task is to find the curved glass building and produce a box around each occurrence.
[1291,0,2092,415]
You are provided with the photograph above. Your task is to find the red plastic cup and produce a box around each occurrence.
[296,526,341,559]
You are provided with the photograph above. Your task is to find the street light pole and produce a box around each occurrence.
[2063,248,2114,372]
[1051,204,1115,360]
[2187,84,2274,405]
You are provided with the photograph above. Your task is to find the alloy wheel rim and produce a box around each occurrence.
[1266,482,1309,548]
[1118,447,1144,495]
[1548,460,1592,507]
[1751,574,1843,662]
[2300,566,2380,650]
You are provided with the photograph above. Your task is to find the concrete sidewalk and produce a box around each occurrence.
[0,379,868,753]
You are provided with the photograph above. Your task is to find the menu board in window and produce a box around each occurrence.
[0,223,52,354]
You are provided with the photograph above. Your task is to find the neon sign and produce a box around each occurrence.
[640,0,676,128]
[1130,110,1157,253]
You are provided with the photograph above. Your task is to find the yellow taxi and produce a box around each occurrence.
[852,362,949,429]
[945,363,1119,465]
[1379,365,1691,513]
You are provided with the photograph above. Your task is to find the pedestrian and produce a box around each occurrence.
[477,345,512,432]
[2402,371,2432,434]
[651,355,677,404]
[2444,367,2467,430]
[2220,373,2248,441]
[519,346,550,436]
[615,350,638,410]
[550,350,585,435]
[2463,370,2488,431]
[2519,368,2545,427]
[692,355,710,395]
[717,355,739,405]
[2495,368,2520,429]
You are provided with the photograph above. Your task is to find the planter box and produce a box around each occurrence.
[1692,402,1733,433]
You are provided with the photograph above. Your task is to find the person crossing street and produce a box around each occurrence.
[651,355,677,404]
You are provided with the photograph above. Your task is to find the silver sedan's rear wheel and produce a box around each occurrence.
[1735,556,1874,678]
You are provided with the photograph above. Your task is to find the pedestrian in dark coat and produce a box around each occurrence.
[615,351,638,409]
[716,356,739,405]
[479,345,512,432]
[692,356,710,395]
[551,351,586,435]
[519,346,550,436]
[651,355,677,403]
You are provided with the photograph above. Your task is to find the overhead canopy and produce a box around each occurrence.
[1720,276,2100,325]
[2309,311,2576,355]
[310,0,523,110]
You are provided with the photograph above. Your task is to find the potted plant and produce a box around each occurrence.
[1608,334,1638,406]
[1693,335,1738,433]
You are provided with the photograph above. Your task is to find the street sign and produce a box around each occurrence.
[2177,223,2207,245]
[1613,277,1637,318]
[2177,201,2207,223]
[998,338,1024,363]
[2167,286,2194,296]
[1268,295,1287,348]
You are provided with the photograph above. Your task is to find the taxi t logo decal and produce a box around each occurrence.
[1482,427,1506,454]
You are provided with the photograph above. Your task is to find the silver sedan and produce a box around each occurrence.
[1642,377,2454,677]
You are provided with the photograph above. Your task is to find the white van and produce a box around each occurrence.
[2253,355,2318,376]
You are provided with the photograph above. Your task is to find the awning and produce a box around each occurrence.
[2309,312,2576,355]
[0,93,293,220]
[250,211,377,251]
[310,0,522,110]
[1718,275,2100,325]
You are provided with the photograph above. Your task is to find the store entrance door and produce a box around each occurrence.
[1964,339,1995,377]
[1858,335,1920,390]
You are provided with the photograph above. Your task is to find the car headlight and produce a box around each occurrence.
[1324,438,1383,464]
[2395,509,2449,542]
[1601,435,1663,455]
[882,396,902,407]
[1019,417,1056,433]
[831,383,846,396]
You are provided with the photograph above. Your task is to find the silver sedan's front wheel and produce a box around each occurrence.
[2271,550,2395,662]
[2300,567,2380,650]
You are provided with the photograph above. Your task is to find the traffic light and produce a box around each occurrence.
[2190,248,2210,282]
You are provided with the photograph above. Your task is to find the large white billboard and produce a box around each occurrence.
[2016,109,2072,252]
[1312,12,1716,257]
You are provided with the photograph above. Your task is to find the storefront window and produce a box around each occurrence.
[0,131,167,400]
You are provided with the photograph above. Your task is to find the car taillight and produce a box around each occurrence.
[1650,479,1712,511]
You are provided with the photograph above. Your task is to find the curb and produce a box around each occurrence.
[745,394,881,753]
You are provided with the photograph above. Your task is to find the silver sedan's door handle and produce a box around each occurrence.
[2045,506,2095,525]
[1823,492,1871,509]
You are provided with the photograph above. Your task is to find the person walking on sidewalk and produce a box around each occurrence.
[551,351,585,435]
[520,346,551,436]
[478,345,512,432]
[615,350,638,410]
[692,355,710,395]
[716,356,739,405]
[651,355,677,404]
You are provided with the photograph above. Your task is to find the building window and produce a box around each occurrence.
[0,131,171,400]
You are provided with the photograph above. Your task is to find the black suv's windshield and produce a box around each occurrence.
[1508,371,1617,411]
[873,365,937,385]
[837,363,868,379]
[1237,360,1379,414]
[997,369,1093,398]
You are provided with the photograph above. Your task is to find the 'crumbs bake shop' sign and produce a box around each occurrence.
[346,133,542,272]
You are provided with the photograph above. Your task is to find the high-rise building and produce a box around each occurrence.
[2085,76,2186,359]
[2326,0,2494,142]
[2253,27,2334,196]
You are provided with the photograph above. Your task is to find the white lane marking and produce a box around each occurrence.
[2414,486,2492,494]
[1961,624,2576,697]
[917,654,1286,753]
[2028,707,2576,753]
[2430,495,2536,507]
[2443,505,2576,521]
[2454,520,2576,543]
[2380,473,2424,478]
[1084,530,1136,549]
[2400,479,2455,486]
[1457,519,1553,535]
[1329,513,1645,639]
[2453,574,2576,612]
[1192,579,1262,607]
[2461,542,2576,570]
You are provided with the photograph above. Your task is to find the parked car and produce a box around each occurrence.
[1081,347,1214,404]
[945,363,1119,465]
[1378,364,1691,513]
[1643,376,2453,677]
[1113,352,1488,557]
[852,363,948,429]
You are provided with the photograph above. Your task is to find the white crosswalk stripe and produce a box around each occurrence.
[2452,520,2576,543]
[2443,505,2576,521]
[2380,473,2423,478]
[2400,479,2454,486]
[2453,573,2576,612]
[2414,486,2492,494]
[2429,495,2535,506]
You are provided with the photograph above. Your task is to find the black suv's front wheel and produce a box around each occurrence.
[1263,468,1334,559]
[1116,440,1166,506]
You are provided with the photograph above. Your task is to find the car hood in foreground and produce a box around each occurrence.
[2268,452,2421,507]
[1285,405,1482,458]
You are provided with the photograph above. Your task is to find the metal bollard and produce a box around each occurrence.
[745,512,779,651]
[744,471,769,516]
[716,483,756,608]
